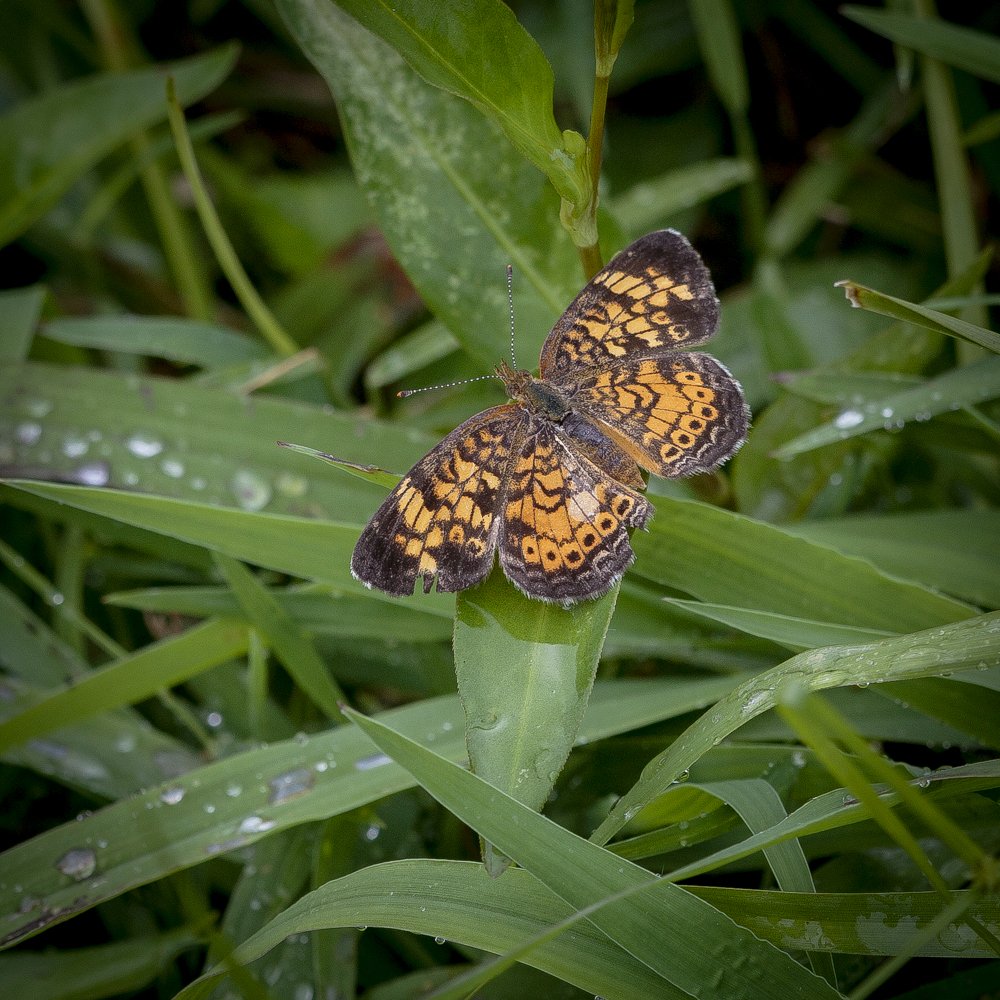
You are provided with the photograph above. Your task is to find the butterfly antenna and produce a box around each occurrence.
[396,265,517,398]
[506,263,517,369]
[396,374,499,398]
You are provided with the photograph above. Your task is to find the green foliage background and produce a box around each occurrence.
[1,2,999,998]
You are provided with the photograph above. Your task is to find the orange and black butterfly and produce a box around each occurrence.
[351,230,749,605]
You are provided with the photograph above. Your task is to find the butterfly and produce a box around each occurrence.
[351,229,749,605]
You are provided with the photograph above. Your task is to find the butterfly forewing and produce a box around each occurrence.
[539,229,720,382]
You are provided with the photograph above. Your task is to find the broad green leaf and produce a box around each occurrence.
[0,362,434,521]
[774,355,1000,457]
[878,677,1000,751]
[454,566,616,872]
[592,612,1000,844]
[688,0,748,115]
[633,495,972,633]
[0,46,238,247]
[842,7,1000,85]
[0,285,46,363]
[276,0,579,367]
[836,280,1000,354]
[320,0,587,207]
[42,317,270,367]
[4,479,448,616]
[347,709,843,999]
[0,619,248,754]
[784,510,1000,609]
[0,676,736,947]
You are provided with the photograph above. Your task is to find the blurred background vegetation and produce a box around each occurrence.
[1,1,999,998]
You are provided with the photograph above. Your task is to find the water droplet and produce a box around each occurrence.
[50,592,65,606]
[190,476,207,491]
[75,461,110,487]
[354,752,392,771]
[27,399,53,418]
[364,823,381,841]
[206,711,223,728]
[62,436,89,458]
[161,458,184,478]
[160,786,185,805]
[126,433,164,458]
[56,848,97,880]
[15,422,42,445]
[239,815,276,834]
[231,469,272,511]
[268,767,315,805]
[433,936,446,945]
[226,784,242,797]
[834,409,865,429]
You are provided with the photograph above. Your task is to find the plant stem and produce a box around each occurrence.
[166,78,299,357]
[79,0,214,320]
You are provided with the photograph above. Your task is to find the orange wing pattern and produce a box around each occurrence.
[499,419,652,603]
[540,230,720,382]
[351,406,523,597]
[574,353,749,477]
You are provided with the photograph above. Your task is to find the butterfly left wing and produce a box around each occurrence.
[499,418,653,604]
[539,230,720,382]
[351,406,523,597]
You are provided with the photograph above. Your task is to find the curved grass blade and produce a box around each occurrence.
[836,280,1000,354]
[592,612,1000,844]
[0,677,732,947]
[346,708,844,999]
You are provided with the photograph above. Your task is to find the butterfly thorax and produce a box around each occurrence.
[496,360,570,422]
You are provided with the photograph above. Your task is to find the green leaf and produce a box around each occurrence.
[774,355,1000,458]
[42,317,270,367]
[662,598,895,651]
[319,0,586,207]
[275,0,579,367]
[611,157,753,238]
[783,510,1000,609]
[0,285,46,363]
[592,612,1000,844]
[0,925,205,999]
[0,619,248,754]
[633,495,972,633]
[106,585,452,643]
[0,677,736,946]
[0,362,434,521]
[835,280,1000,354]
[174,860,680,1000]
[212,554,345,721]
[454,566,616,871]
[842,7,1000,85]
[346,709,843,999]
[0,46,238,247]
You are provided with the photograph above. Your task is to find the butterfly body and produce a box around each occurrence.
[351,230,750,605]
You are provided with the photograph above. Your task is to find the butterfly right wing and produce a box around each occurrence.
[351,405,524,597]
[539,230,720,382]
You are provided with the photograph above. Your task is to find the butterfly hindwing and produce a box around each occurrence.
[574,352,750,478]
[498,418,653,604]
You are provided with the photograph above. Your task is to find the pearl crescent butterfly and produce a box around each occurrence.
[351,229,750,605]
